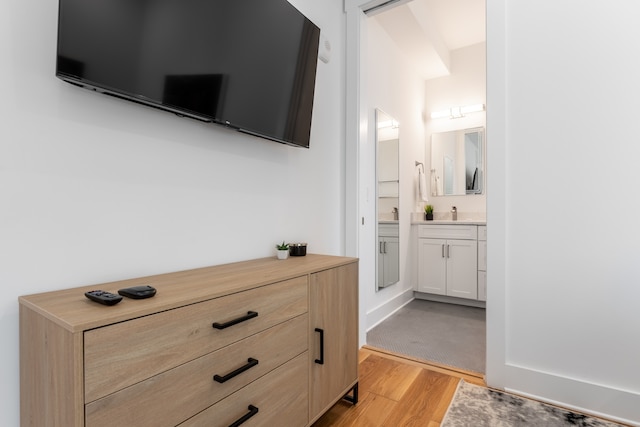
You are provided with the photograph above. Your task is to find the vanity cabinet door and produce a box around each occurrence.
[417,236,478,299]
[383,236,399,286]
[417,238,447,295]
[446,239,478,299]
[378,236,399,288]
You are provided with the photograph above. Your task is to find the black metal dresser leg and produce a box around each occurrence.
[342,382,359,405]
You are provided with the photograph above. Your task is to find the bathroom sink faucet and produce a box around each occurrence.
[451,206,457,221]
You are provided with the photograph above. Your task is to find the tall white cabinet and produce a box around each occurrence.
[416,224,485,302]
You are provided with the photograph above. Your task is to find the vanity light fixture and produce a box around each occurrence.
[430,103,485,120]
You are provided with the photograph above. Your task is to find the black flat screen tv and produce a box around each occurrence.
[56,0,321,148]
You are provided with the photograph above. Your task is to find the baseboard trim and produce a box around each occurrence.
[366,288,414,331]
[500,363,640,426]
[414,291,486,308]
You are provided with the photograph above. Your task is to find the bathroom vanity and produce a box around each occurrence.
[414,221,486,304]
[413,125,487,304]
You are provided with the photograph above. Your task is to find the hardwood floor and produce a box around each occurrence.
[313,347,486,427]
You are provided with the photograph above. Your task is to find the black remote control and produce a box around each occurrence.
[118,285,156,299]
[85,290,123,306]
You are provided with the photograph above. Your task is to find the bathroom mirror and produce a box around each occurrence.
[376,109,400,291]
[430,127,484,196]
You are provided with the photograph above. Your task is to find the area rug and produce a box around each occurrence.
[442,380,624,427]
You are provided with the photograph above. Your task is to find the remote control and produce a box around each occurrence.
[118,285,156,299]
[85,290,123,306]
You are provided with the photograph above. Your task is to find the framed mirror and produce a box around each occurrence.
[430,127,484,196]
[376,109,400,290]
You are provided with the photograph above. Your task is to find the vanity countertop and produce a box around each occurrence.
[412,219,486,226]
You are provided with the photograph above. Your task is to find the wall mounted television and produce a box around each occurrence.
[56,0,321,148]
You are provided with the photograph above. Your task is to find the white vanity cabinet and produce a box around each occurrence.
[417,225,478,300]
[478,225,487,301]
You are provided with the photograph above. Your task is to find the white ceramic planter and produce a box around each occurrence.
[276,250,289,260]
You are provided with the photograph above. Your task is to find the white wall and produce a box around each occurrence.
[487,0,640,424]
[361,17,425,332]
[0,0,345,425]
[424,43,486,216]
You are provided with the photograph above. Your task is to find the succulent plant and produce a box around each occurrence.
[276,241,290,250]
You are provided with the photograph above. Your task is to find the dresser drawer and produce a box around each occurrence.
[85,314,308,427]
[178,352,309,427]
[85,276,308,402]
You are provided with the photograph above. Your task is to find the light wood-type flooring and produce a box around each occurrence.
[312,346,486,427]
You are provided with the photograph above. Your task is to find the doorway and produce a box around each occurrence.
[349,0,487,374]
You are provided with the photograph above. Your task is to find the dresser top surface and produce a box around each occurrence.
[19,254,358,333]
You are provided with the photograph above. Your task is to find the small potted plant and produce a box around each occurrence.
[276,241,290,259]
[424,205,434,221]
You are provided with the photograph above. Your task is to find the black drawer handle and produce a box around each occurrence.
[212,311,258,329]
[214,358,259,383]
[315,327,324,365]
[229,405,259,427]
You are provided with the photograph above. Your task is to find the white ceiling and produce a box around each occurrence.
[371,0,485,80]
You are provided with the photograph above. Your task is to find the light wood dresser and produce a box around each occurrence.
[19,254,359,427]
